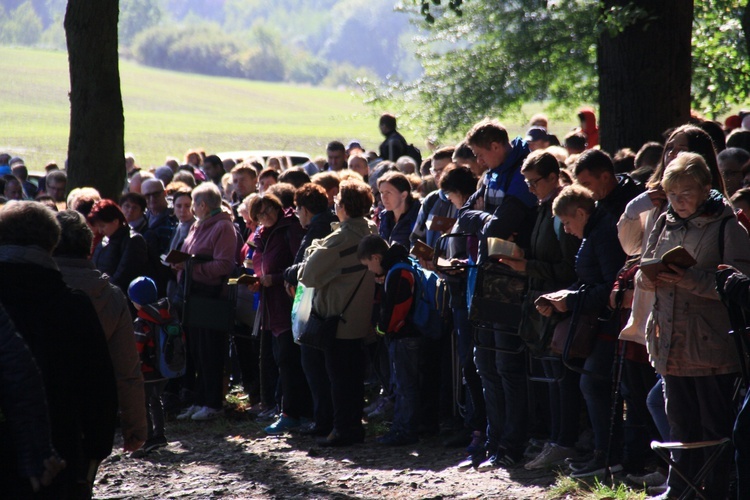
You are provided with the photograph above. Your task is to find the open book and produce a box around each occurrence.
[227,274,259,286]
[427,216,457,233]
[640,246,697,282]
[161,249,191,265]
[487,237,521,260]
[411,240,435,261]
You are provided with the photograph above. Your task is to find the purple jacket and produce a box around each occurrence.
[253,208,305,335]
[181,211,238,287]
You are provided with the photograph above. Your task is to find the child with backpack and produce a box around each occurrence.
[358,234,422,446]
[128,276,185,456]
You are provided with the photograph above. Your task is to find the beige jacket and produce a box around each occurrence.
[298,217,377,340]
[617,204,665,345]
[56,257,147,446]
[638,203,750,376]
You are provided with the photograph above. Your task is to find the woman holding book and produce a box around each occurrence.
[637,152,750,499]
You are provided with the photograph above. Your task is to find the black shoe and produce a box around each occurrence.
[318,428,365,447]
[143,435,168,452]
[300,422,332,437]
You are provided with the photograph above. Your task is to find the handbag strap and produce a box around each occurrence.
[339,270,368,318]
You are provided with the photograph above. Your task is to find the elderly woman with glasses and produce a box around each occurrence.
[174,182,239,422]
[637,152,750,499]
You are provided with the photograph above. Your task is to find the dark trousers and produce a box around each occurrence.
[325,337,365,434]
[232,332,260,403]
[301,343,333,429]
[579,338,618,454]
[145,379,168,439]
[259,329,279,407]
[621,356,659,470]
[454,307,486,431]
[188,325,228,409]
[271,330,312,419]
[543,358,582,448]
[664,373,736,499]
[735,387,750,499]
[474,328,528,455]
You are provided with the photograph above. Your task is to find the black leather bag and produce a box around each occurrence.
[297,271,366,350]
[297,310,340,350]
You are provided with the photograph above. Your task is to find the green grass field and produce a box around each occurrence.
[0,46,583,170]
[0,46,387,169]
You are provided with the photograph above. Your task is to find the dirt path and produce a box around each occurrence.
[95,411,558,499]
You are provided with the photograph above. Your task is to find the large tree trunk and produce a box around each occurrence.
[598,0,693,154]
[65,0,124,200]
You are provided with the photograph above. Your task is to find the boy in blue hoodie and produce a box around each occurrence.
[128,276,172,456]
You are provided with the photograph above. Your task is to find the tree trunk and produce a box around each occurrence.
[65,0,125,200]
[598,0,693,154]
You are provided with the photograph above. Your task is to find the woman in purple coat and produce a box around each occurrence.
[250,193,312,434]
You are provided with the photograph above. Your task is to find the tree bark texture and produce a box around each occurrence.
[65,0,125,200]
[598,0,693,153]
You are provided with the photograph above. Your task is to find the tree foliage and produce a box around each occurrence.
[692,0,750,117]
[119,0,163,47]
[0,1,44,45]
[372,0,750,139]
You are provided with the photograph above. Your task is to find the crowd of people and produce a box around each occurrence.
[4,109,750,499]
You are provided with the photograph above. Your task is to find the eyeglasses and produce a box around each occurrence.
[143,190,163,198]
[524,177,544,188]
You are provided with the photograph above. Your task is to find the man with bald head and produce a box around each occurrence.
[141,178,177,294]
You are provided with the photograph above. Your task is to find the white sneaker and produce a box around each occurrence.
[191,406,222,421]
[524,443,575,470]
[176,405,201,420]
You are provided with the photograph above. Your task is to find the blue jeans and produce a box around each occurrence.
[454,307,486,431]
[647,376,670,441]
[473,328,527,455]
[579,338,617,453]
[389,336,421,438]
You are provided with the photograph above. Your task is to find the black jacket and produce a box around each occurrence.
[379,130,408,162]
[284,210,339,285]
[599,174,644,220]
[0,262,117,496]
[92,224,150,295]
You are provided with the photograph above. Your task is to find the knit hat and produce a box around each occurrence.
[128,276,157,306]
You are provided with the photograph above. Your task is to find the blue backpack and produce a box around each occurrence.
[386,259,447,339]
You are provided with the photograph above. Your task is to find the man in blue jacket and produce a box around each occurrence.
[459,119,538,469]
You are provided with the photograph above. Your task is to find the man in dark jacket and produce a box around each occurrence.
[141,179,178,295]
[574,149,643,220]
[458,119,538,469]
[284,183,339,436]
[0,201,117,498]
[378,113,408,162]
